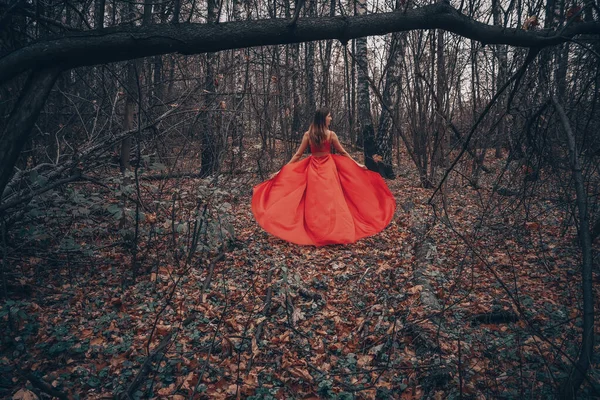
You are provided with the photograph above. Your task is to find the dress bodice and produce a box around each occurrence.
[309,137,331,154]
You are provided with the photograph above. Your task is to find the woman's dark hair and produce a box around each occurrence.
[308,107,330,146]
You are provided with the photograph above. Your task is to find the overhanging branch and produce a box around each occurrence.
[1,2,599,84]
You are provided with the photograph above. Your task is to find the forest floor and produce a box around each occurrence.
[2,146,600,399]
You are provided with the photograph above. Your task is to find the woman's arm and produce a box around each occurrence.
[287,132,309,164]
[331,131,367,168]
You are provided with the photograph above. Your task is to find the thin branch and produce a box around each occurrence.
[428,47,540,204]
[119,330,176,399]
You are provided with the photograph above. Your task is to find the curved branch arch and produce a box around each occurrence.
[1,2,599,84]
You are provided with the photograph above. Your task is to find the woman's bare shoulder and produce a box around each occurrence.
[328,130,338,140]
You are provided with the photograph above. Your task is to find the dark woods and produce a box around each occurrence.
[1,0,600,398]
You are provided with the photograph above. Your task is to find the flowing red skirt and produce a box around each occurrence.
[252,155,396,246]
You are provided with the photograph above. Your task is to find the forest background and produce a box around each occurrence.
[1,0,600,398]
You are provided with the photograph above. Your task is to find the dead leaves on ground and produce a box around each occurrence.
[3,153,598,398]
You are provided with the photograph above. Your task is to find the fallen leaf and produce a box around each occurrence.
[408,285,423,294]
[12,389,38,400]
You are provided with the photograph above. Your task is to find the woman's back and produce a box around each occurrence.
[309,131,331,154]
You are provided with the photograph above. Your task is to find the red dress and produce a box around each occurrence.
[251,138,396,246]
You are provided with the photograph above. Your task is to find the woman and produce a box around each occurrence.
[252,108,396,246]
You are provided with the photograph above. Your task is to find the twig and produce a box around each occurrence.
[199,251,226,302]
[119,331,176,399]
[254,267,274,342]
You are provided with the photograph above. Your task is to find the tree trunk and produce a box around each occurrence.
[120,0,138,173]
[433,28,447,167]
[492,0,507,158]
[469,39,486,188]
[320,0,336,105]
[231,0,245,170]
[553,96,594,400]
[143,0,153,24]
[343,42,354,146]
[354,0,376,170]
[94,0,105,29]
[554,0,568,100]
[172,0,181,24]
[351,38,357,147]
[291,43,302,138]
[0,68,61,202]
[306,0,316,116]
[375,29,403,179]
[200,0,220,177]
[152,56,163,107]
[409,31,433,188]
[120,61,136,173]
